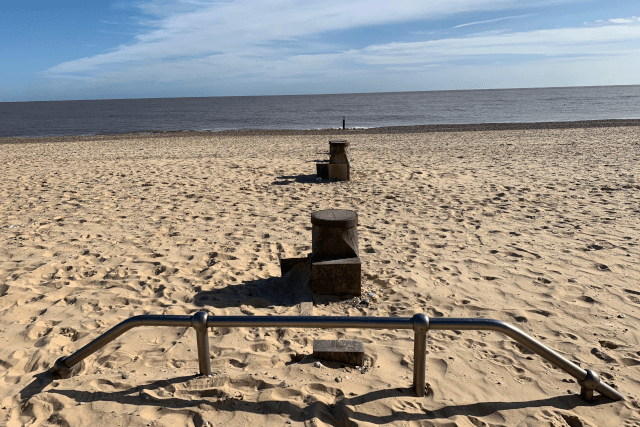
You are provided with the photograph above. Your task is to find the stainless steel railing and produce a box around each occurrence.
[51,312,624,402]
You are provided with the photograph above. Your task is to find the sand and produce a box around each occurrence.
[1,123,639,426]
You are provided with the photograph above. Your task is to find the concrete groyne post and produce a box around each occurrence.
[278,209,362,296]
[310,209,361,295]
[328,139,350,181]
[311,209,358,259]
[316,139,351,181]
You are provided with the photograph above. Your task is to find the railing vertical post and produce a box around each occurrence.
[192,311,211,376]
[579,369,601,402]
[412,314,429,397]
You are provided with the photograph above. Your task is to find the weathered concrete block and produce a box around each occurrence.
[328,163,349,181]
[316,163,328,179]
[313,339,364,366]
[279,255,310,276]
[311,209,359,258]
[311,256,361,295]
[329,140,351,166]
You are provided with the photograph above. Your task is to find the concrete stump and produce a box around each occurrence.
[310,209,361,295]
[313,340,365,366]
[279,209,362,297]
[311,209,359,259]
[329,140,351,181]
[316,139,352,181]
[329,140,351,166]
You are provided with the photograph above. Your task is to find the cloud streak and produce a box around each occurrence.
[452,13,534,29]
[609,17,639,24]
[356,25,640,63]
[44,0,547,75]
[42,0,640,95]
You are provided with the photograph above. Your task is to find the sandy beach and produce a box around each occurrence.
[1,122,639,426]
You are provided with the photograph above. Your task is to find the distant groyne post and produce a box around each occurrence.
[328,139,351,181]
[343,116,345,130]
[316,139,352,181]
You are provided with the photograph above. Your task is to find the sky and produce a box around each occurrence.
[1,0,639,102]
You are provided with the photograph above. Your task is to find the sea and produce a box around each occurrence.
[1,85,639,138]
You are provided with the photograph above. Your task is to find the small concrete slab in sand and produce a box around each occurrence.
[279,254,310,276]
[298,301,313,316]
[316,163,329,179]
[313,340,364,366]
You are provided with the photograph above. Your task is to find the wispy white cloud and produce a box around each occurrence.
[585,16,640,26]
[43,0,547,75]
[452,14,534,29]
[609,17,638,24]
[350,25,640,65]
[42,0,640,94]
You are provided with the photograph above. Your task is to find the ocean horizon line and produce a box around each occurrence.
[2,86,638,139]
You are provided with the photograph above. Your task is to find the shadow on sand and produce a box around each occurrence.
[193,262,311,310]
[31,374,606,425]
[273,173,324,185]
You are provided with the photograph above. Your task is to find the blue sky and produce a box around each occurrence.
[1,0,639,101]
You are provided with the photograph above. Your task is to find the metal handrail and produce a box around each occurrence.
[51,312,624,402]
